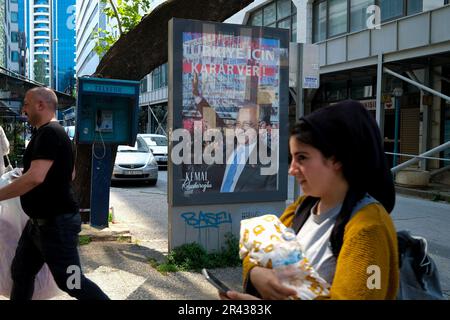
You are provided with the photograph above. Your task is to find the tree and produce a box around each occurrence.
[34,57,48,85]
[93,0,152,57]
[74,0,253,211]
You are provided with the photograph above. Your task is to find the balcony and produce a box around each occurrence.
[317,4,450,73]
[139,87,168,106]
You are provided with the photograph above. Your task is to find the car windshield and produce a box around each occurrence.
[143,136,167,146]
[64,126,75,139]
[117,137,149,153]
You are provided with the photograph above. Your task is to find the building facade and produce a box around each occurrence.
[75,0,166,132]
[25,0,75,90]
[0,0,22,73]
[227,0,450,177]
[26,0,52,85]
[52,0,76,92]
[305,0,450,172]
[75,0,107,77]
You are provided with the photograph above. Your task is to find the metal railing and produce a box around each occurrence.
[390,141,450,173]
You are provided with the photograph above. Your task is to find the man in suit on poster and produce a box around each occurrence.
[191,73,277,193]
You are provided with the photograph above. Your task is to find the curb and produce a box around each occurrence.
[395,186,450,203]
[80,222,132,243]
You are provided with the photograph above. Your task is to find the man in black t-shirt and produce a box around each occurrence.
[0,87,109,300]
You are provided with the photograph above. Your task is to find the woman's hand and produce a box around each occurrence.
[249,266,297,300]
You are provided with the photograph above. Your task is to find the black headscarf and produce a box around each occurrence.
[297,100,395,257]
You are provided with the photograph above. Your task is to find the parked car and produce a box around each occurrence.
[138,133,168,169]
[112,135,158,185]
[64,125,75,140]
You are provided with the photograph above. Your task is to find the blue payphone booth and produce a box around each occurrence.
[76,77,139,228]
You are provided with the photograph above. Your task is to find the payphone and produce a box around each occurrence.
[76,77,140,228]
[76,77,139,145]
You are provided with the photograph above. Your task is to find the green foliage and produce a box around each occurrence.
[34,57,47,85]
[79,235,92,245]
[0,121,26,167]
[149,233,241,274]
[94,0,152,57]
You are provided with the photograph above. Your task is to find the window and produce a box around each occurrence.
[326,80,348,101]
[140,77,148,93]
[313,1,327,42]
[277,0,291,19]
[407,0,423,14]
[263,3,277,26]
[152,64,168,90]
[11,32,19,42]
[11,51,19,62]
[351,77,374,99]
[291,14,297,41]
[247,0,297,41]
[350,0,375,32]
[34,31,49,37]
[329,0,348,37]
[11,12,18,23]
[380,0,404,21]
[249,11,262,26]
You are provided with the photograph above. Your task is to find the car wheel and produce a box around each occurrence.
[148,179,157,186]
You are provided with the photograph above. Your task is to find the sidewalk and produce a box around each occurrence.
[51,183,243,300]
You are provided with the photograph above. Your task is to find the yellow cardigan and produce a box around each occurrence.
[242,196,399,300]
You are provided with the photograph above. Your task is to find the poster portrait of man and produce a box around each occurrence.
[169,19,289,205]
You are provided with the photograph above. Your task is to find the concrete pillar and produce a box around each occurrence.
[292,0,313,44]
[430,66,442,170]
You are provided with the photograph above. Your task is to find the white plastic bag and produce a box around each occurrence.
[0,169,62,299]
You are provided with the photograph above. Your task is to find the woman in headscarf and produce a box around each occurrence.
[223,100,398,300]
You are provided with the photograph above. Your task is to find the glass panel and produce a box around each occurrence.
[326,80,348,101]
[277,0,291,19]
[351,77,374,99]
[277,17,291,29]
[11,12,18,23]
[380,0,404,21]
[313,1,327,42]
[329,0,348,37]
[263,3,276,26]
[350,0,375,32]
[291,14,297,41]
[249,10,262,26]
[407,0,423,14]
[11,32,18,42]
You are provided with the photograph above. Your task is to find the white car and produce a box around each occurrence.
[138,133,168,169]
[112,136,158,185]
[64,125,75,140]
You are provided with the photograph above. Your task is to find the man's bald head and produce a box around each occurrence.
[27,87,58,111]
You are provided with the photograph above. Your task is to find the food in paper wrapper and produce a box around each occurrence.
[239,214,330,299]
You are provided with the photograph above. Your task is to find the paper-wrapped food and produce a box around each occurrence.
[239,214,330,300]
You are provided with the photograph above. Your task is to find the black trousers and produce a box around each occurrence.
[10,213,109,300]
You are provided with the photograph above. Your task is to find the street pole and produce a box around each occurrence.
[293,43,304,200]
[392,87,403,167]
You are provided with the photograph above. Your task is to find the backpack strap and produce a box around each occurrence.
[291,196,319,234]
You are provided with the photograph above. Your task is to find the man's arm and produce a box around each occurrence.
[0,159,53,201]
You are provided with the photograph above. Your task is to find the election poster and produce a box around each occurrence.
[169,18,289,206]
